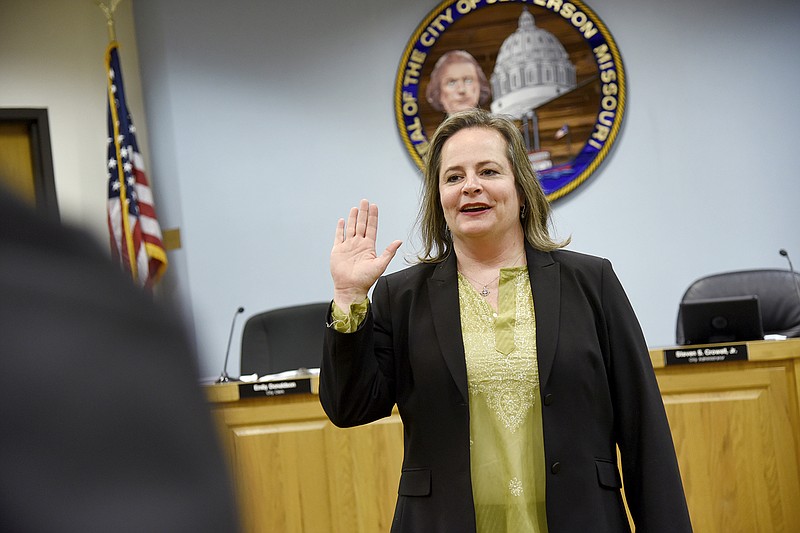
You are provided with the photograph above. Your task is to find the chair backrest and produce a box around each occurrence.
[240,301,329,376]
[676,269,800,344]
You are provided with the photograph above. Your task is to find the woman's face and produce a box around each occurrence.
[438,127,523,247]
[438,61,480,115]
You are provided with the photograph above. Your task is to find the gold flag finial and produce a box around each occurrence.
[95,0,122,42]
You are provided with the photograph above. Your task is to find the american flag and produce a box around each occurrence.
[105,41,167,288]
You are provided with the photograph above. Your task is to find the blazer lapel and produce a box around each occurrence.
[427,253,470,403]
[527,247,560,386]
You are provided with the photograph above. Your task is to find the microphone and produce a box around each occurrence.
[779,249,800,309]
[217,306,245,384]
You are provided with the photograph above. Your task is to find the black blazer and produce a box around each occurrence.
[319,246,692,532]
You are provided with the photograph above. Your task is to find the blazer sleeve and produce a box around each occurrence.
[318,276,397,428]
[600,259,693,531]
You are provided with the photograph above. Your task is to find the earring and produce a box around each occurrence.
[520,205,527,220]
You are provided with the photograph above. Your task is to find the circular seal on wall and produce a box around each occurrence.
[394,0,626,201]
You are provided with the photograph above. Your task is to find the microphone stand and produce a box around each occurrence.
[217,307,245,384]
[779,250,800,309]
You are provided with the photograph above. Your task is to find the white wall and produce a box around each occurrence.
[0,0,148,245]
[4,0,799,380]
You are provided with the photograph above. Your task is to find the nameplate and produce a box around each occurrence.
[238,379,312,398]
[664,343,749,366]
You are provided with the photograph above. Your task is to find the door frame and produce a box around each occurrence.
[0,108,59,218]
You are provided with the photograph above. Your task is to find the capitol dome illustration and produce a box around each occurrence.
[490,9,577,119]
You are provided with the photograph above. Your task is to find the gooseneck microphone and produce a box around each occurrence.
[217,306,245,384]
[779,249,800,309]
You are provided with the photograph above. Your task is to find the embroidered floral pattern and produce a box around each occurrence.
[509,477,524,496]
[460,269,538,433]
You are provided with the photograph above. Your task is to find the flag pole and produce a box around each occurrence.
[98,0,136,280]
[95,0,121,42]
[98,0,169,288]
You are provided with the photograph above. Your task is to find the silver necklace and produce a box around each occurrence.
[460,271,500,297]
[458,251,526,297]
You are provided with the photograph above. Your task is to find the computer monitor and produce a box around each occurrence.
[679,295,764,345]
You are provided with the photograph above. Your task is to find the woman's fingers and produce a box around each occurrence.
[355,199,369,238]
[365,202,380,242]
[333,217,345,246]
[380,239,403,265]
[345,205,358,237]
[340,199,377,242]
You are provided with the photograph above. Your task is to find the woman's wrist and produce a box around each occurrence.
[333,289,368,311]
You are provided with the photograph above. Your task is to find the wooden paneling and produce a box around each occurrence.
[654,358,800,532]
[209,387,402,533]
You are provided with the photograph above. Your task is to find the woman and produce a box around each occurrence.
[320,109,691,532]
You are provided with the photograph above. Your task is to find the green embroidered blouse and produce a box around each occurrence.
[458,266,547,532]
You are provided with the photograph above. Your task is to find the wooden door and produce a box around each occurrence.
[0,108,58,216]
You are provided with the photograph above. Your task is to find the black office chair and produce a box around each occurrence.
[675,269,800,344]
[240,301,330,376]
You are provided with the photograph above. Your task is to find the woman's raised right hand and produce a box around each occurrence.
[330,199,402,310]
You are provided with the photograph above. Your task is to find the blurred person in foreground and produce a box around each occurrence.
[319,108,691,532]
[0,185,240,532]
